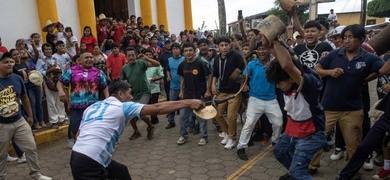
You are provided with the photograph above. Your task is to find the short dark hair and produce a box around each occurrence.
[55,40,64,46]
[79,50,91,56]
[242,42,249,48]
[111,43,119,49]
[125,47,136,54]
[233,34,244,41]
[109,79,132,95]
[144,49,153,54]
[182,42,195,50]
[266,59,301,83]
[341,24,366,43]
[171,42,181,50]
[41,43,52,50]
[303,20,322,31]
[216,36,231,45]
[317,19,330,30]
[198,38,209,45]
[248,29,260,35]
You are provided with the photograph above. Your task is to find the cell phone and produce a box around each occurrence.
[24,39,31,45]
[238,10,243,20]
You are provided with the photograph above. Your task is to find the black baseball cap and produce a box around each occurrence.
[0,52,11,60]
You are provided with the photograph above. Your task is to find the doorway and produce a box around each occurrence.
[94,0,129,21]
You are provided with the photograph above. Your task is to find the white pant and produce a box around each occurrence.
[44,83,66,124]
[237,97,283,149]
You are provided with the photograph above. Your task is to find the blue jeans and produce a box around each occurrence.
[179,108,207,139]
[273,131,326,179]
[27,86,43,123]
[167,89,180,124]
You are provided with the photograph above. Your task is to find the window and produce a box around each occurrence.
[366,19,376,25]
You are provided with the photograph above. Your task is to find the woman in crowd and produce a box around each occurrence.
[80,26,98,53]
[65,27,78,57]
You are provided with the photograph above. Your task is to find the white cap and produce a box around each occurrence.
[329,26,346,38]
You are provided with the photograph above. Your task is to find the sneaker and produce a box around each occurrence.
[279,173,292,180]
[7,154,17,162]
[18,153,26,164]
[198,138,207,146]
[33,122,42,129]
[363,155,374,170]
[129,132,141,140]
[237,148,248,161]
[221,134,229,145]
[37,175,52,180]
[147,126,155,140]
[50,123,59,129]
[330,148,345,161]
[373,168,390,180]
[39,121,47,128]
[219,132,226,138]
[177,137,188,145]
[68,139,75,149]
[261,134,270,145]
[165,123,176,129]
[374,154,384,166]
[224,139,236,149]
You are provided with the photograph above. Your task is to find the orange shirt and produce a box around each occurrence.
[106,53,127,80]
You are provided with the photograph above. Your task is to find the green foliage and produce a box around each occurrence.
[367,0,390,17]
[268,0,309,24]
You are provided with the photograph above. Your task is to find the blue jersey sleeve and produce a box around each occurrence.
[122,102,145,119]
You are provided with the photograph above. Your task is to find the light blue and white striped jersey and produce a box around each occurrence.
[72,96,144,167]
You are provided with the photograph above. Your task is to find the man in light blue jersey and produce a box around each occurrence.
[70,80,204,179]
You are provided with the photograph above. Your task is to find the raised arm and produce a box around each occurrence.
[273,41,302,85]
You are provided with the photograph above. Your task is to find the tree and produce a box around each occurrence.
[217,0,227,35]
[367,0,390,17]
[268,0,309,25]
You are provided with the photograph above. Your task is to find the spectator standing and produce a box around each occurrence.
[80,26,98,54]
[106,43,126,81]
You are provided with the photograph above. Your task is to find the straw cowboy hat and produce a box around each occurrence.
[42,20,57,32]
[28,70,43,86]
[193,105,218,120]
[97,13,110,21]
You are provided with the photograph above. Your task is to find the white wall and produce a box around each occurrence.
[0,0,41,48]
[56,0,81,42]
[166,0,185,35]
[151,0,158,25]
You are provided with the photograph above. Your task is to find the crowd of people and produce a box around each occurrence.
[1,7,390,179]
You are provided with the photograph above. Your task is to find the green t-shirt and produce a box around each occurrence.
[146,65,164,94]
[120,60,150,100]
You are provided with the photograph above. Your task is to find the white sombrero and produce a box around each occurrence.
[97,13,110,21]
[28,70,43,86]
[193,105,218,120]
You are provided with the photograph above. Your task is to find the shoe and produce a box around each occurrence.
[129,132,141,140]
[215,125,222,132]
[193,124,200,135]
[18,153,26,164]
[221,134,229,145]
[50,123,59,129]
[39,121,47,128]
[33,122,42,129]
[177,137,188,145]
[308,168,318,175]
[330,148,345,161]
[374,154,384,166]
[237,148,249,161]
[37,175,52,180]
[198,138,207,146]
[224,139,236,149]
[165,123,176,129]
[363,155,374,170]
[7,154,17,162]
[261,134,270,145]
[68,139,75,149]
[219,132,226,138]
[373,168,390,180]
[279,173,292,180]
[147,126,155,140]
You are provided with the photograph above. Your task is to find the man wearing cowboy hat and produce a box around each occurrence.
[42,20,57,53]
[0,52,52,180]
[96,13,111,45]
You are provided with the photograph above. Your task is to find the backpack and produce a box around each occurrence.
[44,58,62,91]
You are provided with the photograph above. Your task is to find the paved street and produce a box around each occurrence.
[6,114,381,180]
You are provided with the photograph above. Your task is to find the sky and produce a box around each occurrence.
[192,0,368,30]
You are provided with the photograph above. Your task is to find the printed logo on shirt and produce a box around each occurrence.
[355,62,366,69]
[0,86,19,118]
[300,50,319,68]
[192,69,199,75]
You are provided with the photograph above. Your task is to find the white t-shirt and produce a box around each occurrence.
[67,36,78,57]
[72,97,144,167]
[56,32,67,46]
[328,13,338,22]
[27,44,44,60]
[52,53,71,72]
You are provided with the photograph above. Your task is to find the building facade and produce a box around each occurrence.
[0,0,193,48]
